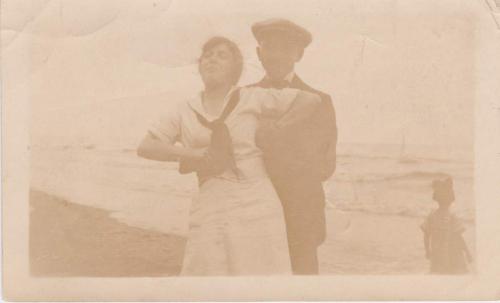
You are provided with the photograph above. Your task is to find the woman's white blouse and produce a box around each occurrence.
[149,86,300,180]
[150,87,299,155]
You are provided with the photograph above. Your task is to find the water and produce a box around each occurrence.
[326,150,474,222]
[30,143,474,236]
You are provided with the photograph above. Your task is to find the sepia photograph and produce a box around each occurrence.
[2,0,500,300]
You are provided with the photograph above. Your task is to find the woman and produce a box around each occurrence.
[137,36,321,275]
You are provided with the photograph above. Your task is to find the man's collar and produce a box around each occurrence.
[260,71,296,89]
[264,71,295,84]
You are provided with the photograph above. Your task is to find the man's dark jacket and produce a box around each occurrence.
[252,75,337,247]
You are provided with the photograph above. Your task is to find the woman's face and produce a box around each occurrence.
[199,43,236,87]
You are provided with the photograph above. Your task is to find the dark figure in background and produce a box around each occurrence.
[250,19,338,275]
[421,177,473,274]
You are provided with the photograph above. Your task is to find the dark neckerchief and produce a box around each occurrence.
[190,89,241,182]
[192,88,241,130]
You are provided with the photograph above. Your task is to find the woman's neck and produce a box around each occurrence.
[202,82,232,116]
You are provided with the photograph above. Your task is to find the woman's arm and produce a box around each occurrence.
[274,90,321,128]
[137,133,205,162]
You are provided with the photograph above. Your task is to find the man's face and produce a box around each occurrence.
[257,34,302,80]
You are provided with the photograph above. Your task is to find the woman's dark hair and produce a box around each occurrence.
[199,36,244,85]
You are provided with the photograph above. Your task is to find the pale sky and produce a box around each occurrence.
[2,0,477,149]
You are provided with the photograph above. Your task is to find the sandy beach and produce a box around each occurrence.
[30,187,475,276]
[30,190,185,277]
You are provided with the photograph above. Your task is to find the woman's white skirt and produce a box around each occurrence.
[180,176,292,276]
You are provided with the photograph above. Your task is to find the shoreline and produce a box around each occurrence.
[30,189,185,277]
[30,188,476,276]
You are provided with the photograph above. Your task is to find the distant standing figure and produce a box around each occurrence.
[421,177,473,274]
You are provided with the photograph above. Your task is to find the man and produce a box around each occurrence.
[250,18,338,274]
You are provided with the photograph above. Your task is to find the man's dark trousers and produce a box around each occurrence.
[253,76,337,275]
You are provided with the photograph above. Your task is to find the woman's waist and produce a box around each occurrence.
[219,156,268,181]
